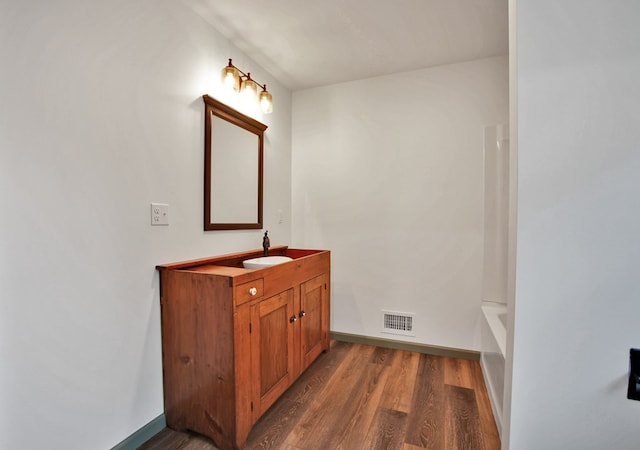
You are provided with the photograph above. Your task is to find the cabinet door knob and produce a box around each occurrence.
[249,287,257,296]
[289,315,297,323]
[299,310,306,318]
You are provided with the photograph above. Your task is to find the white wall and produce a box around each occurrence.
[291,57,508,351]
[506,1,640,448]
[0,1,291,448]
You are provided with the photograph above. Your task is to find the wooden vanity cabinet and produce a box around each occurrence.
[156,247,330,450]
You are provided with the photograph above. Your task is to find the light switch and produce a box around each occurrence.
[151,203,169,226]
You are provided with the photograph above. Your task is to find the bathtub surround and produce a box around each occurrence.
[479,123,510,436]
[480,303,507,434]
[482,124,509,306]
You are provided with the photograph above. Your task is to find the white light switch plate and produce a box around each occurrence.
[151,203,169,226]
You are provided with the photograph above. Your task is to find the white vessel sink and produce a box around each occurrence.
[243,256,293,269]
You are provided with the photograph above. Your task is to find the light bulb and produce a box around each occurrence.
[221,60,240,91]
[259,88,273,114]
[242,76,258,100]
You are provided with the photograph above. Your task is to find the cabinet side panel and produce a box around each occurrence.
[234,303,252,448]
[159,270,237,449]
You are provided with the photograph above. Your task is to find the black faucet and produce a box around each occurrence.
[262,230,270,257]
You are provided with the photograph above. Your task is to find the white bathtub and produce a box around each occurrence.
[480,302,507,436]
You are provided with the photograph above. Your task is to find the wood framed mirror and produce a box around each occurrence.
[203,95,267,230]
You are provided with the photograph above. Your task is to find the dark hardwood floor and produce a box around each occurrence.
[139,340,500,450]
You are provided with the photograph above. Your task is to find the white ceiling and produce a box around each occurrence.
[184,0,508,91]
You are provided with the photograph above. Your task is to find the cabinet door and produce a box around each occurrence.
[250,289,295,418]
[299,274,328,370]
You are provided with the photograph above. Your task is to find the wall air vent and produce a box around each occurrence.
[381,310,416,337]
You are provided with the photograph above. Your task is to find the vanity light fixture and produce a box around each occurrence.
[222,58,273,114]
